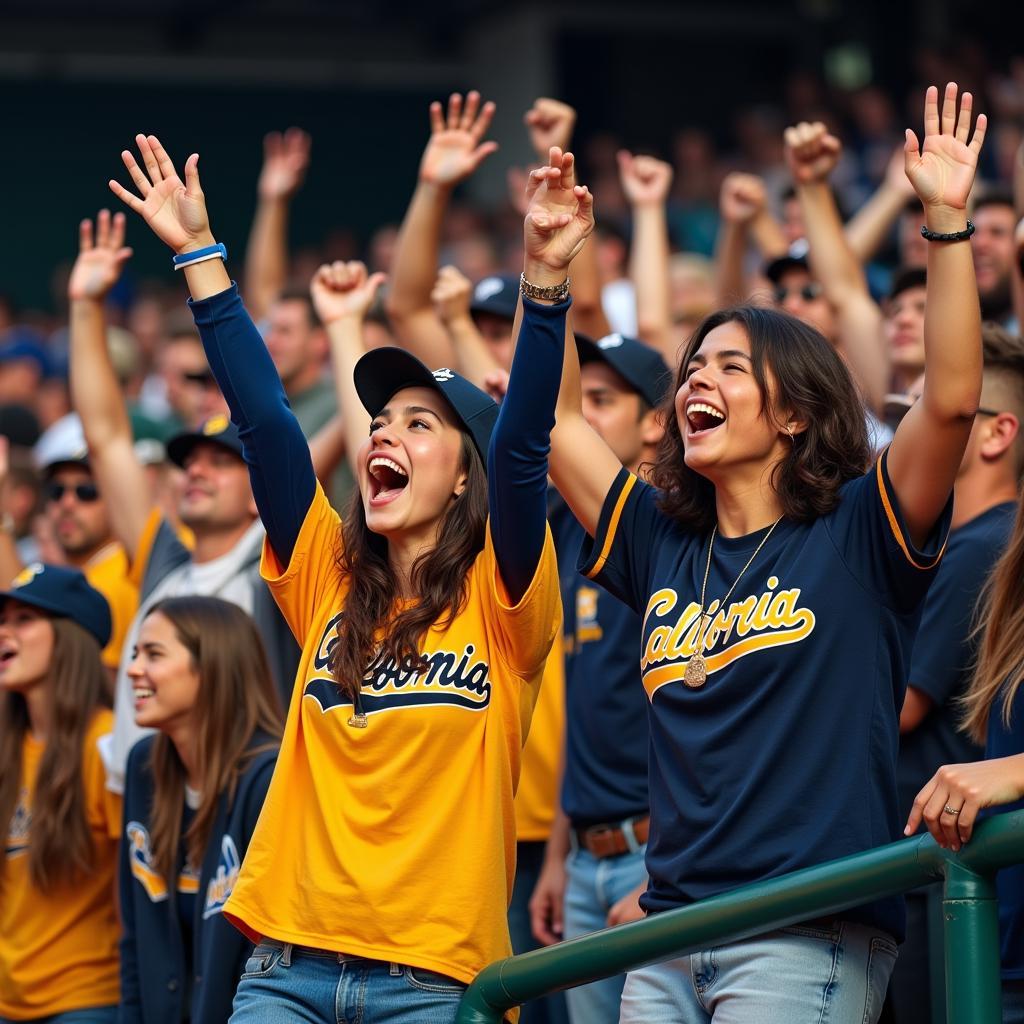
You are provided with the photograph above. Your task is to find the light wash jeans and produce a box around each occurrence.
[563,843,648,1024]
[0,1010,118,1024]
[229,942,466,1024]
[619,919,897,1023]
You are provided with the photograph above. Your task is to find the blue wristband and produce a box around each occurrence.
[173,243,227,270]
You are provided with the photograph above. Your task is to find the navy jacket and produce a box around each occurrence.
[118,734,277,1024]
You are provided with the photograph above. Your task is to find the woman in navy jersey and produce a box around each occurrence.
[506,84,987,1022]
[907,488,1024,1024]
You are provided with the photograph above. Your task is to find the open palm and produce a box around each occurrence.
[524,147,595,272]
[109,134,212,252]
[68,210,133,301]
[905,83,987,211]
[419,92,498,188]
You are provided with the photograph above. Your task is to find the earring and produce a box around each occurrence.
[786,424,795,440]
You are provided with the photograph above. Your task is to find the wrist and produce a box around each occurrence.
[523,261,569,289]
[924,205,969,234]
[416,178,455,200]
[176,232,218,256]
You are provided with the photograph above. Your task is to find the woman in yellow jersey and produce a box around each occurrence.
[119,596,283,1024]
[107,127,581,1022]
[0,565,119,1024]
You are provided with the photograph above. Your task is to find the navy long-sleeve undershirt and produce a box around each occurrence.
[487,295,571,604]
[189,284,315,564]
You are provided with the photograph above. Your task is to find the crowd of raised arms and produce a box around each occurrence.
[1,75,1024,1024]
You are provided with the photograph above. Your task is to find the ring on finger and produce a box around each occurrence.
[943,803,962,816]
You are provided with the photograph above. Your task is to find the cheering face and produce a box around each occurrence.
[677,322,788,481]
[772,268,836,343]
[0,601,55,694]
[177,442,256,533]
[883,285,927,377]
[971,205,1016,301]
[358,387,468,542]
[129,611,201,731]
[44,466,112,558]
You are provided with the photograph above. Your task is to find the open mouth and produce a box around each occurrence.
[367,455,409,505]
[133,686,155,707]
[0,649,16,671]
[686,401,727,435]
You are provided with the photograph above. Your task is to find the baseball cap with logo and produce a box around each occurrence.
[576,333,672,409]
[0,563,112,648]
[166,414,245,468]
[353,348,499,469]
[469,274,519,322]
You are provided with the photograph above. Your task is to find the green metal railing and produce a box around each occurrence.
[457,809,1024,1024]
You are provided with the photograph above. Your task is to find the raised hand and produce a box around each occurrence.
[524,98,576,160]
[109,134,213,253]
[718,172,767,225]
[258,128,311,201]
[68,210,133,302]
[904,83,987,213]
[418,92,498,189]
[310,261,387,326]
[784,122,841,185]
[617,151,673,207]
[431,265,473,326]
[524,147,595,277]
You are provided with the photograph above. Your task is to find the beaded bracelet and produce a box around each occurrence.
[920,220,975,243]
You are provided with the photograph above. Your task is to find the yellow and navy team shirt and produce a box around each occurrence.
[578,449,950,943]
[85,541,139,669]
[1,709,121,1019]
[224,484,561,986]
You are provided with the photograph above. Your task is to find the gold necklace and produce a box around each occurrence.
[683,515,785,689]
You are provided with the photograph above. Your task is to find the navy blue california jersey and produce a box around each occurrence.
[551,498,650,826]
[577,450,951,941]
[898,502,1015,821]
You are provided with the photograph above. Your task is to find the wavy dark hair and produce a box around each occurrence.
[333,431,488,702]
[651,305,871,532]
[0,618,110,891]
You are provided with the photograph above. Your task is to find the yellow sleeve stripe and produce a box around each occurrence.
[875,451,944,570]
[585,474,637,580]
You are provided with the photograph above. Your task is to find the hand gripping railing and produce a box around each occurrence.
[456,809,1024,1024]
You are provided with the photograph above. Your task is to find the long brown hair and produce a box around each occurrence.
[332,431,488,702]
[146,597,284,883]
[961,493,1024,743]
[651,305,871,533]
[0,618,111,891]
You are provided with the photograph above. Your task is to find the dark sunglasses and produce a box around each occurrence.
[183,370,219,389]
[45,481,101,503]
[773,282,823,304]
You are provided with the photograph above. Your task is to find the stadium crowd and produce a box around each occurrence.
[2,50,1024,1024]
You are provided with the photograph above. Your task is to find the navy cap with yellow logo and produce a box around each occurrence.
[0,563,112,648]
[166,413,245,468]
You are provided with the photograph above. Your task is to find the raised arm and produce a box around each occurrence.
[845,146,918,265]
[385,92,497,367]
[888,83,987,546]
[524,98,612,341]
[243,128,311,321]
[310,261,387,480]
[785,122,888,412]
[431,265,502,388]
[618,151,674,359]
[67,210,153,558]
[108,134,314,563]
[1013,139,1024,331]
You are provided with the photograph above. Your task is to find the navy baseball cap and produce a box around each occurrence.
[469,274,519,321]
[166,414,245,468]
[763,254,810,284]
[353,348,499,469]
[0,563,112,648]
[576,333,672,409]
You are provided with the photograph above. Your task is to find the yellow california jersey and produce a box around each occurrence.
[1,710,121,1018]
[85,542,139,669]
[513,637,564,842]
[223,484,561,988]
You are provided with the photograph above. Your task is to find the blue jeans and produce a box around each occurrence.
[0,1010,118,1024]
[619,919,897,1023]
[229,942,466,1023]
[563,844,648,1024]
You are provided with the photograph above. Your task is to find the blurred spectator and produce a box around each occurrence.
[972,189,1018,328]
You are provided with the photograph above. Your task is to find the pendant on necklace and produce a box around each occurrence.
[683,654,707,689]
[347,713,368,729]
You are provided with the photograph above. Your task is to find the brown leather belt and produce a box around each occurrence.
[574,815,649,859]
